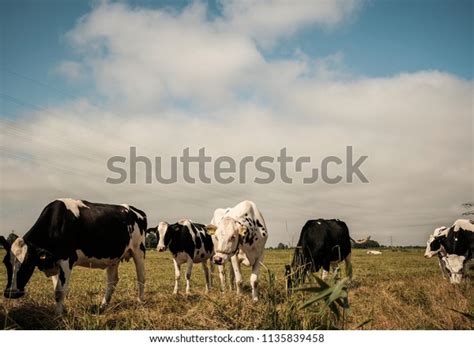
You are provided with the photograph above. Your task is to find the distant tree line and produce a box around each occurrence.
[145,232,158,249]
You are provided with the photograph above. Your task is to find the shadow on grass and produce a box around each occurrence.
[1,303,60,330]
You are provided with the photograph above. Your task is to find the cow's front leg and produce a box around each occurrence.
[437,254,449,279]
[173,258,181,294]
[250,256,263,302]
[230,255,243,294]
[217,263,227,292]
[101,264,119,307]
[185,258,193,295]
[51,260,71,315]
[321,262,330,280]
[201,261,210,293]
[229,263,236,290]
[132,251,145,303]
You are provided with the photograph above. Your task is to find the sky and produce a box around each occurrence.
[0,0,472,246]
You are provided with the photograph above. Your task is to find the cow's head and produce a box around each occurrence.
[206,217,247,265]
[1,236,56,299]
[442,254,466,284]
[2,237,34,298]
[156,222,175,252]
[424,226,448,258]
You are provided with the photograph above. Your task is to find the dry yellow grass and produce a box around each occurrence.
[0,248,472,330]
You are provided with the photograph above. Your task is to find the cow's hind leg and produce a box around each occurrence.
[51,260,71,315]
[132,251,145,303]
[101,263,119,307]
[202,261,211,293]
[173,258,181,294]
[344,253,353,280]
[250,255,263,302]
[185,258,193,295]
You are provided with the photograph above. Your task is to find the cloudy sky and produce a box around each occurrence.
[0,0,472,246]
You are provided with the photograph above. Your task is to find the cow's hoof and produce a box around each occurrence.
[54,307,67,316]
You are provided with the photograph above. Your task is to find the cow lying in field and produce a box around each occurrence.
[206,200,268,301]
[0,199,147,314]
[425,219,474,284]
[154,219,214,294]
[366,250,382,255]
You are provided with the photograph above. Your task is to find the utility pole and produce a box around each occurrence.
[390,236,393,248]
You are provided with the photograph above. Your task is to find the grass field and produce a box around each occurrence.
[0,248,472,330]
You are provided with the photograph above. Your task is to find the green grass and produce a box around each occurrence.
[0,248,472,330]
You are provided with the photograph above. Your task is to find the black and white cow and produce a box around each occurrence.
[424,226,450,279]
[424,219,474,284]
[0,198,147,314]
[206,200,268,301]
[155,219,214,294]
[286,219,368,289]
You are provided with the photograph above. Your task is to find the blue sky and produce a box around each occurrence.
[0,0,472,118]
[0,1,472,245]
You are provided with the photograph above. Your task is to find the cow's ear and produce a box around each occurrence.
[206,224,217,235]
[0,236,10,251]
[239,225,248,237]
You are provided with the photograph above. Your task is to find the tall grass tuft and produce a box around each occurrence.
[294,267,350,329]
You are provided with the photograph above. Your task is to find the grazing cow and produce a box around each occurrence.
[206,200,268,301]
[0,199,147,314]
[424,226,450,278]
[154,219,214,294]
[286,219,368,289]
[366,250,382,255]
[424,219,474,284]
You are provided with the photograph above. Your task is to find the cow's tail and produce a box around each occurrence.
[129,206,147,256]
[350,236,371,244]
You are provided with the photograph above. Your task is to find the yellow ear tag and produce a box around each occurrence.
[40,254,47,260]
[206,225,217,235]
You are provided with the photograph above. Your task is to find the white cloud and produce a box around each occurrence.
[2,1,472,247]
[1,70,472,246]
[58,1,360,111]
[220,0,361,46]
[64,2,264,110]
[54,61,85,81]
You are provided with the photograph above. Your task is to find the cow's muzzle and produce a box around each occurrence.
[4,289,25,299]
[449,274,463,285]
[212,255,224,265]
[157,246,167,252]
[212,252,230,265]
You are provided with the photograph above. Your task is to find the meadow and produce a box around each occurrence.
[0,248,472,330]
